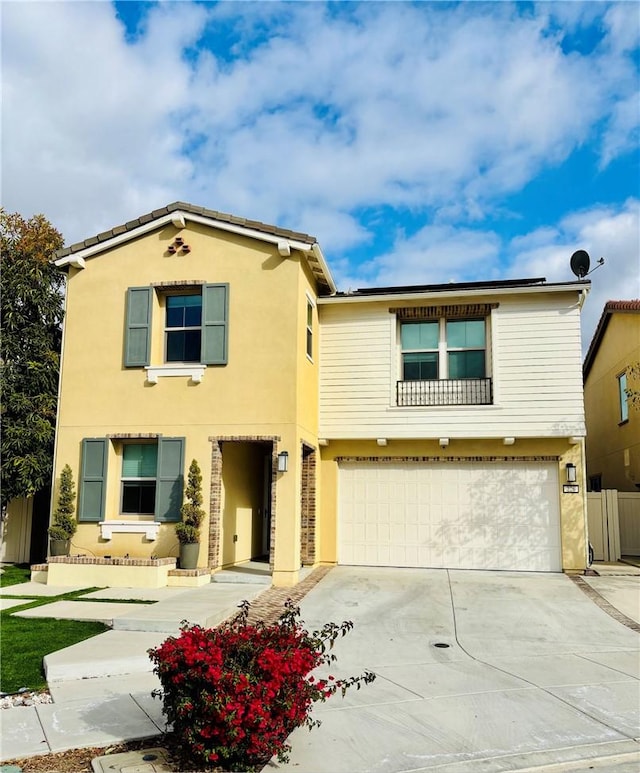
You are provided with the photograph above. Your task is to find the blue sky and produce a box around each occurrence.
[2,1,639,349]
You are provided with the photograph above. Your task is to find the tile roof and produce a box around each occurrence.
[583,299,640,379]
[54,201,318,260]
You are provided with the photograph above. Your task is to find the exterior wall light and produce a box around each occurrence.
[566,463,577,483]
[277,451,289,473]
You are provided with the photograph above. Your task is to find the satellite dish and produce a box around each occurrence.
[570,249,591,279]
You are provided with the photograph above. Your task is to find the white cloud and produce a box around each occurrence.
[1,1,207,240]
[506,198,640,352]
[336,225,503,290]
[1,0,637,334]
[349,198,639,355]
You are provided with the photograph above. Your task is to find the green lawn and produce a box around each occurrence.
[0,563,31,587]
[1,586,110,692]
[0,567,154,693]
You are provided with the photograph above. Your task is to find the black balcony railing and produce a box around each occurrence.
[396,378,493,406]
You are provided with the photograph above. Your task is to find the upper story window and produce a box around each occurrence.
[618,371,629,423]
[124,283,229,370]
[166,294,202,362]
[447,319,486,378]
[401,318,486,381]
[401,322,438,379]
[306,299,314,359]
[394,303,496,407]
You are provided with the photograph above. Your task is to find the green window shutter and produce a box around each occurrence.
[79,438,108,522]
[201,283,228,365]
[125,287,153,367]
[155,437,185,523]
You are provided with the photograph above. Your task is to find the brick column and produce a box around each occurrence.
[208,440,223,569]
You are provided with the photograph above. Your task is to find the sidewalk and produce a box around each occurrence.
[1,565,638,771]
[0,566,329,762]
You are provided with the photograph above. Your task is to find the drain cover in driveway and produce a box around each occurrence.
[91,748,172,773]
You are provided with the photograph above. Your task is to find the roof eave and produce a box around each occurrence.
[318,280,590,305]
[53,208,336,292]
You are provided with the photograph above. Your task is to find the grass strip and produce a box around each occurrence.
[0,587,109,693]
[0,563,31,587]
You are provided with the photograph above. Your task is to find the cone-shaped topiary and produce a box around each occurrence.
[175,459,205,545]
[48,464,77,540]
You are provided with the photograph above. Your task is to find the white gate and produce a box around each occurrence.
[587,490,640,560]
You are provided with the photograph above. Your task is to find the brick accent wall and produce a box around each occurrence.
[46,556,175,566]
[208,440,223,569]
[300,444,316,566]
[391,303,499,320]
[208,436,280,571]
[335,455,559,463]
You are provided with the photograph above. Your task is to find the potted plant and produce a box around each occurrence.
[175,459,204,569]
[48,464,77,556]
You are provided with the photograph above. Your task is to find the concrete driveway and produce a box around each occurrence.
[273,567,640,773]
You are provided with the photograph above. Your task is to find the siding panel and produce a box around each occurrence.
[319,294,585,438]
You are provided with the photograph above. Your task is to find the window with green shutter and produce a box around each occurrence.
[201,284,228,365]
[79,438,108,521]
[125,283,229,370]
[155,437,185,522]
[125,287,153,367]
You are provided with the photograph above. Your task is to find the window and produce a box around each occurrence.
[618,372,629,423]
[401,322,439,380]
[589,474,602,492]
[78,436,185,522]
[124,284,229,369]
[401,318,486,381]
[306,300,314,359]
[121,443,157,514]
[446,319,486,378]
[166,294,202,362]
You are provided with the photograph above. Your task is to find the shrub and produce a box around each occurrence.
[175,459,204,545]
[149,600,376,771]
[48,464,77,540]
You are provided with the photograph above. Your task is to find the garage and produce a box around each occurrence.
[338,461,562,572]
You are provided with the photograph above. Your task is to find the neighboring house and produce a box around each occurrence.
[47,202,590,587]
[583,300,640,492]
[0,489,49,564]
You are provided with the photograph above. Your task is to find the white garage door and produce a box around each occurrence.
[339,462,561,571]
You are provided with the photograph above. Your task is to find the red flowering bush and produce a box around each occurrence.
[149,600,375,771]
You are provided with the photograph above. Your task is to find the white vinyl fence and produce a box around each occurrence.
[587,490,640,561]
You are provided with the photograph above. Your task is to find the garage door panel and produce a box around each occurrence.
[339,461,561,572]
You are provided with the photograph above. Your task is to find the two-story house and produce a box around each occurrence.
[46,202,590,587]
[583,300,640,492]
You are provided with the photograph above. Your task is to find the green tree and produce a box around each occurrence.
[175,459,205,544]
[48,464,77,540]
[1,210,64,511]
[626,362,640,411]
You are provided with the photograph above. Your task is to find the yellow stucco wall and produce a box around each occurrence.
[52,216,589,585]
[53,221,322,584]
[318,437,587,572]
[584,313,640,491]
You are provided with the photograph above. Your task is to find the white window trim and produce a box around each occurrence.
[100,520,160,541]
[400,318,488,381]
[306,294,315,362]
[618,372,629,423]
[164,291,203,364]
[145,364,206,384]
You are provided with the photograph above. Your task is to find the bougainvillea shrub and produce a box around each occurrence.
[149,600,375,771]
